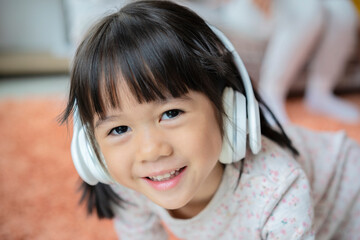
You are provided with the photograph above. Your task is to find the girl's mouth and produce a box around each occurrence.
[146,167,185,181]
[144,167,187,191]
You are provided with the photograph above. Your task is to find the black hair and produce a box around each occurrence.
[60,0,298,219]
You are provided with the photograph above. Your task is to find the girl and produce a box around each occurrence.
[61,1,360,239]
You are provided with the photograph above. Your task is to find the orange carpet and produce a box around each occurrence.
[0,94,359,240]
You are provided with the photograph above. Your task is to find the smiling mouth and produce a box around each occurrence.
[146,167,186,182]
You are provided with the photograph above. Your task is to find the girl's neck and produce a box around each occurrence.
[168,162,225,219]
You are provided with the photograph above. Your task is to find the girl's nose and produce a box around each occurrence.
[134,128,173,163]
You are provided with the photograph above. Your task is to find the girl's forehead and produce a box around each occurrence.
[113,82,138,108]
[98,77,175,112]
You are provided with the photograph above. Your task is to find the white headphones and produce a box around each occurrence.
[71,25,262,185]
[71,112,114,185]
[209,26,261,164]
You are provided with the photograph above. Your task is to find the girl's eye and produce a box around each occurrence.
[109,126,130,136]
[161,109,183,121]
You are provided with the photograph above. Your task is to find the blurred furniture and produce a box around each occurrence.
[0,53,69,77]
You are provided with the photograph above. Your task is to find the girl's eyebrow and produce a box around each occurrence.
[156,94,191,104]
[95,115,123,129]
[94,95,192,129]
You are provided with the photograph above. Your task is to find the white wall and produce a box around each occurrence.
[0,0,69,55]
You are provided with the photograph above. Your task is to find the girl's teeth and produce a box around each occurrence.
[148,168,182,181]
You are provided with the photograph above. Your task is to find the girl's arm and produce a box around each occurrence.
[261,168,315,239]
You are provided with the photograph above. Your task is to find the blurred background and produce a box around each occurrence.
[0,0,359,239]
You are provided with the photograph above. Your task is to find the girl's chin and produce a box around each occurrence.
[151,196,191,210]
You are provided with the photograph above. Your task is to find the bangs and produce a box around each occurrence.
[69,1,233,126]
[96,16,205,114]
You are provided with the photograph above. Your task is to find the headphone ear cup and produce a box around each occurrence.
[219,87,247,164]
[71,110,113,185]
[219,87,234,164]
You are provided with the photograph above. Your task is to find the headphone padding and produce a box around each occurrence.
[71,110,113,185]
[233,90,247,161]
[219,88,234,164]
[219,88,247,164]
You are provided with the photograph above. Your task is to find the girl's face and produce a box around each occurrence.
[94,85,224,213]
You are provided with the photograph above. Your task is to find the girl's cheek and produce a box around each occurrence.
[103,145,133,179]
[97,143,119,171]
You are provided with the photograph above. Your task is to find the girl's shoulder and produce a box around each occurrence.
[284,125,349,179]
[238,135,304,185]
[240,125,351,183]
[224,136,314,238]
